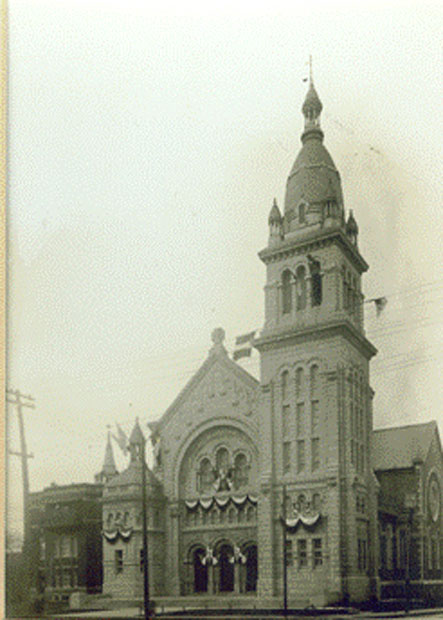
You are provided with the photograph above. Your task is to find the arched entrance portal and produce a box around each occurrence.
[244,544,258,592]
[218,544,234,592]
[193,547,208,593]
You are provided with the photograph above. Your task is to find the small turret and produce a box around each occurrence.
[129,417,145,464]
[268,198,283,246]
[346,210,359,246]
[95,429,118,484]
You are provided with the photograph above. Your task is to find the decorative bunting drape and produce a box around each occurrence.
[102,527,134,542]
[281,512,321,531]
[184,494,257,512]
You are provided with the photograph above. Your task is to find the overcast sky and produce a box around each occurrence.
[6,0,443,535]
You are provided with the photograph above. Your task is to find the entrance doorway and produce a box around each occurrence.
[193,547,208,593]
[218,544,234,592]
[244,544,258,592]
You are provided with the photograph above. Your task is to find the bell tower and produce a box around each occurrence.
[255,74,379,605]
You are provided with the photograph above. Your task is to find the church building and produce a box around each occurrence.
[86,78,443,607]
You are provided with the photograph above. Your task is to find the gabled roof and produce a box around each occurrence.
[373,420,439,471]
[149,341,259,433]
[106,462,159,489]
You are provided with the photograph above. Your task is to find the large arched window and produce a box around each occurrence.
[216,447,229,471]
[192,547,208,593]
[310,365,319,398]
[295,367,305,439]
[215,447,232,491]
[310,365,320,471]
[310,366,320,431]
[234,453,249,489]
[309,260,322,306]
[198,458,214,494]
[295,368,304,400]
[281,370,289,402]
[296,265,307,310]
[282,270,293,314]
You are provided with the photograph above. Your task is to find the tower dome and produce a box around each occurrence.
[283,74,344,232]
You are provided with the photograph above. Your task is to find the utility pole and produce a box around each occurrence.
[140,432,150,620]
[282,484,288,618]
[6,389,35,544]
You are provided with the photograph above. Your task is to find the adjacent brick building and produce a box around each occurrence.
[28,482,103,604]
[374,421,443,603]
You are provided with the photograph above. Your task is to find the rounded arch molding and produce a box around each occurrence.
[172,416,258,498]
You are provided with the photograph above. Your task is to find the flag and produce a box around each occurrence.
[374,296,388,317]
[112,423,129,455]
[233,347,252,361]
[235,331,256,346]
[233,330,256,362]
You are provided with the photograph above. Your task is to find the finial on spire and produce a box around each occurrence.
[301,59,323,138]
[268,198,282,225]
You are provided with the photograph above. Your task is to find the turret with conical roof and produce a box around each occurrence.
[95,429,118,484]
[346,209,359,246]
[129,417,145,463]
[101,418,165,599]
[282,66,344,236]
[268,198,283,246]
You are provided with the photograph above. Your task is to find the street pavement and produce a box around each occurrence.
[46,608,443,620]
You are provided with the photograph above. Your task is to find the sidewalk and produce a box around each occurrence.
[51,606,443,619]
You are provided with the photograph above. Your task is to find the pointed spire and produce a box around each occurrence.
[346,209,359,245]
[301,56,323,140]
[268,198,282,225]
[129,417,145,446]
[102,428,117,476]
[127,417,145,465]
[95,426,117,483]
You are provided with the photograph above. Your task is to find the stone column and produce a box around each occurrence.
[208,563,214,595]
[168,501,181,596]
[234,562,240,594]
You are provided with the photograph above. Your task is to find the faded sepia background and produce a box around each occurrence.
[6,0,442,546]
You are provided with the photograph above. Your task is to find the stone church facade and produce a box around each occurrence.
[98,80,442,607]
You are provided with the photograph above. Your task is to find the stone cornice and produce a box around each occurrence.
[258,228,368,273]
[254,319,377,360]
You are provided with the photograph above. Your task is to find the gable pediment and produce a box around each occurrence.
[154,349,259,437]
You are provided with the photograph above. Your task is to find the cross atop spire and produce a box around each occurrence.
[309,54,313,86]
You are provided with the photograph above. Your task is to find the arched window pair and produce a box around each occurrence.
[197,449,249,493]
[281,266,308,314]
[281,262,322,315]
